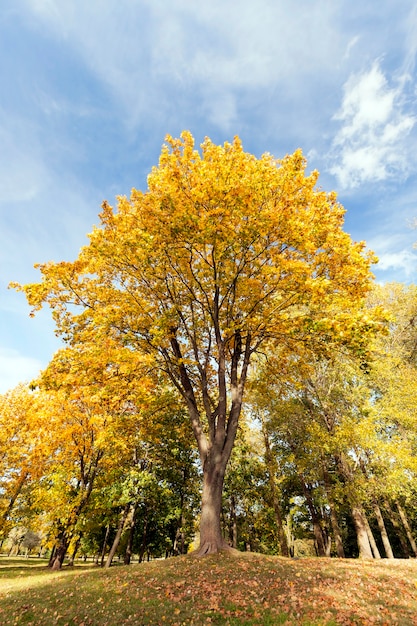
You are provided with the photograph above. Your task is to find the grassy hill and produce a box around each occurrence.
[1,552,417,625]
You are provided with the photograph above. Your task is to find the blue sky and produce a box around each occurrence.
[1,0,417,392]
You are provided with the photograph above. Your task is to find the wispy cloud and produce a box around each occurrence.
[0,109,50,204]
[22,0,347,132]
[0,348,42,394]
[329,62,416,189]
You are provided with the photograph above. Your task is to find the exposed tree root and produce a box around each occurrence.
[192,541,237,557]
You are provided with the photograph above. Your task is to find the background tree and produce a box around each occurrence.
[365,283,417,556]
[28,339,154,569]
[0,385,51,539]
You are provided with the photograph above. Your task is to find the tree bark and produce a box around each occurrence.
[124,504,137,565]
[138,511,149,563]
[173,489,186,556]
[322,468,345,558]
[373,502,394,559]
[363,512,381,559]
[50,530,71,570]
[228,495,238,549]
[351,506,373,559]
[329,503,345,557]
[301,480,328,557]
[196,463,229,555]
[48,544,56,567]
[385,500,410,557]
[396,501,417,557]
[105,503,132,568]
[100,524,110,567]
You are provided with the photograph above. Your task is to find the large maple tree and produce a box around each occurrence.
[15,132,377,554]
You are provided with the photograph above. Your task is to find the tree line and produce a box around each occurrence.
[2,133,416,565]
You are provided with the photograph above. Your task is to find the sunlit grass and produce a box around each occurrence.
[1,552,417,625]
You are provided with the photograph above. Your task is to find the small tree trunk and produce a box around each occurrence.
[263,431,289,557]
[396,501,417,557]
[100,524,110,567]
[363,512,381,559]
[329,503,345,558]
[285,513,295,557]
[373,503,394,559]
[322,467,345,557]
[173,512,186,556]
[124,504,137,565]
[48,544,56,567]
[351,506,373,559]
[173,491,186,555]
[68,536,81,566]
[273,500,290,557]
[301,481,327,557]
[138,514,149,563]
[228,495,238,549]
[105,503,131,568]
[385,501,410,557]
[197,465,229,555]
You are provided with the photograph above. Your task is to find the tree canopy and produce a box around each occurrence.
[12,131,383,555]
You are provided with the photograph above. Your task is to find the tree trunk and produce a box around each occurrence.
[105,503,131,568]
[385,501,410,557]
[373,502,394,559]
[124,504,137,565]
[48,544,56,567]
[50,531,71,570]
[322,468,345,557]
[263,429,289,557]
[351,506,373,559]
[285,513,295,557]
[228,495,238,549]
[272,495,290,557]
[169,328,249,557]
[396,501,417,557]
[301,480,328,557]
[100,524,110,567]
[363,512,381,559]
[173,491,186,555]
[329,502,345,558]
[138,512,149,563]
[173,527,186,556]
[68,536,81,566]
[196,464,229,555]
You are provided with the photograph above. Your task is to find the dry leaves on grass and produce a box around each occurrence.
[134,553,417,625]
[1,553,417,625]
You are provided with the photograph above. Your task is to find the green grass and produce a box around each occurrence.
[1,552,417,625]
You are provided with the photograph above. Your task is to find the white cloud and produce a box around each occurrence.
[329,62,416,189]
[365,227,417,283]
[0,348,43,394]
[376,249,417,277]
[21,0,346,131]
